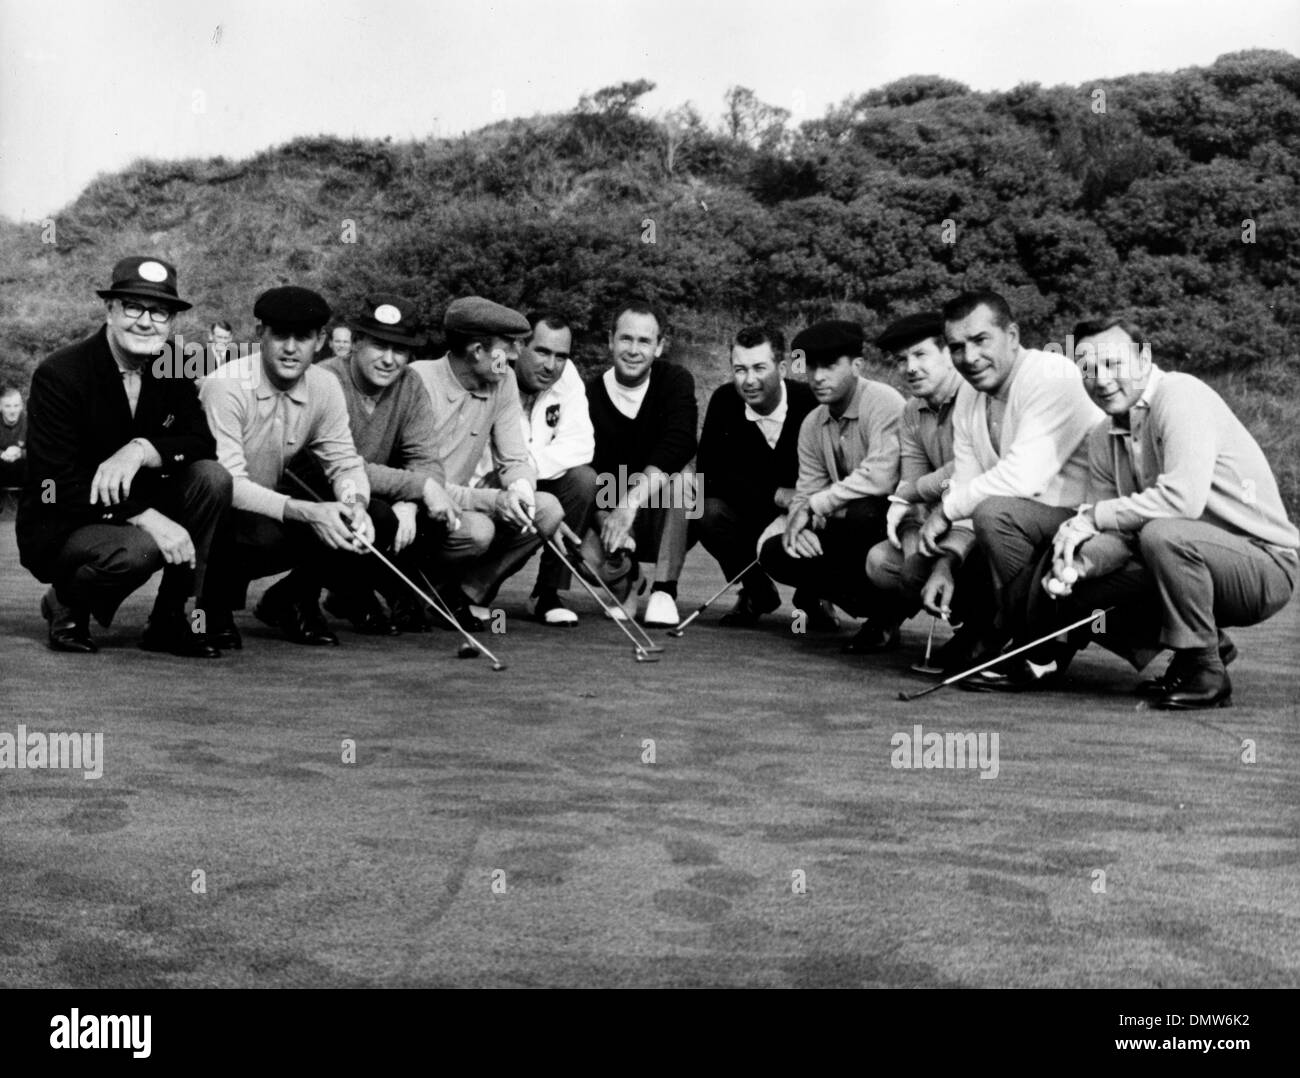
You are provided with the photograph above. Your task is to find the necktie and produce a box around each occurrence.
[121,368,142,418]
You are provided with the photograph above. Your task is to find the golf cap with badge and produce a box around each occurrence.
[252,286,333,333]
[96,256,192,312]
[348,294,426,350]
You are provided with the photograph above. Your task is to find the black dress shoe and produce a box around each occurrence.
[933,626,995,674]
[1155,657,1231,710]
[140,614,222,658]
[390,595,432,633]
[41,591,97,654]
[283,600,340,646]
[324,590,399,636]
[1136,634,1238,696]
[960,644,1076,693]
[841,620,902,654]
[793,589,839,632]
[434,602,485,633]
[204,610,242,651]
[718,588,780,627]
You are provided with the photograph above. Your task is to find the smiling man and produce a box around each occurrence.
[864,312,996,671]
[695,324,815,626]
[1033,316,1298,708]
[17,256,231,656]
[757,319,906,651]
[920,290,1102,691]
[585,301,698,626]
[199,286,381,647]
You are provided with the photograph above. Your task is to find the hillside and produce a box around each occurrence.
[1,50,1297,508]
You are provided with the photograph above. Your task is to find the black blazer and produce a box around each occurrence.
[696,378,817,518]
[17,326,216,582]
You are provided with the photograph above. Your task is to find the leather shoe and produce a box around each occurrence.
[256,589,339,645]
[718,587,780,627]
[41,590,97,654]
[207,614,243,651]
[1136,633,1238,696]
[841,620,901,654]
[324,589,398,636]
[960,644,1076,693]
[390,595,432,633]
[793,589,839,632]
[432,587,485,632]
[140,613,222,658]
[1155,656,1232,710]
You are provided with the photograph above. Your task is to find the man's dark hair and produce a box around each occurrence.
[209,319,233,334]
[1071,314,1145,344]
[608,300,668,340]
[329,322,352,338]
[0,384,21,398]
[526,310,573,337]
[733,324,786,358]
[941,290,1014,330]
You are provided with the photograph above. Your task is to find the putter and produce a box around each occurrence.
[555,523,663,653]
[667,557,762,637]
[909,615,944,676]
[283,470,506,670]
[544,528,661,662]
[897,607,1112,702]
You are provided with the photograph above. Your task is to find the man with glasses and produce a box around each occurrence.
[17,256,232,656]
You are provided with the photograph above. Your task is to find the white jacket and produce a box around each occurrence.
[473,360,595,484]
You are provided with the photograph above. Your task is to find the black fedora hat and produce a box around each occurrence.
[347,294,426,348]
[95,256,192,312]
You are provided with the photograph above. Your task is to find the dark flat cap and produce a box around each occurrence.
[444,296,529,337]
[253,286,332,332]
[876,311,945,354]
[791,320,864,367]
[96,255,192,311]
[348,293,426,348]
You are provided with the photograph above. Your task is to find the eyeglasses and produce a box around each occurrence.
[119,300,175,324]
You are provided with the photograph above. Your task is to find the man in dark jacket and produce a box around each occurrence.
[17,256,232,656]
[586,301,697,626]
[695,324,816,625]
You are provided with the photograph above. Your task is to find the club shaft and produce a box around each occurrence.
[545,535,654,657]
[670,557,761,633]
[901,607,1112,701]
[554,523,660,651]
[282,469,504,666]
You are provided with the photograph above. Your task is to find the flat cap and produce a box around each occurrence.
[96,255,192,311]
[444,296,529,337]
[253,286,332,333]
[791,320,864,367]
[348,293,426,349]
[876,311,945,355]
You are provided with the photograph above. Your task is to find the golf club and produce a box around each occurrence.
[555,522,663,652]
[666,556,762,637]
[909,614,944,676]
[283,469,507,670]
[544,526,661,662]
[897,607,1112,702]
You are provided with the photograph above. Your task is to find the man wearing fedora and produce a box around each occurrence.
[17,255,233,656]
[309,293,460,633]
[199,285,382,647]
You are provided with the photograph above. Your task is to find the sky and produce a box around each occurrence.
[1,0,1297,221]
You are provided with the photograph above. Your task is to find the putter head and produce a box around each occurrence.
[897,691,911,702]
[666,628,684,638]
[491,662,507,672]
[634,648,660,663]
[910,661,945,676]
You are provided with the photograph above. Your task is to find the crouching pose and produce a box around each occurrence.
[18,256,231,656]
[1035,317,1298,709]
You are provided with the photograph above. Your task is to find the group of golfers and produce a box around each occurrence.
[13,255,1297,710]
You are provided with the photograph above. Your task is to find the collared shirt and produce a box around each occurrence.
[118,366,142,417]
[199,354,369,520]
[1088,365,1299,553]
[895,376,960,505]
[603,367,651,420]
[744,381,788,450]
[410,355,535,513]
[793,376,905,519]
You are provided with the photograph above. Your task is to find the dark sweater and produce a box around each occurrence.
[697,378,816,517]
[0,413,25,454]
[588,362,697,475]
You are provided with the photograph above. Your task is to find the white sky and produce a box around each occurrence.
[1,0,1297,220]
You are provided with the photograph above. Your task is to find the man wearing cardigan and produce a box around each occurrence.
[1036,317,1298,708]
[919,290,1102,690]
[695,324,816,626]
[586,301,698,627]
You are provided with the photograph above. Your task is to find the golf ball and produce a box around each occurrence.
[1061,566,1079,584]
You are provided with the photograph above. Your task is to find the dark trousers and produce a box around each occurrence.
[536,465,598,592]
[50,459,231,626]
[865,533,997,629]
[202,498,397,613]
[972,496,1075,642]
[758,497,901,620]
[696,495,779,597]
